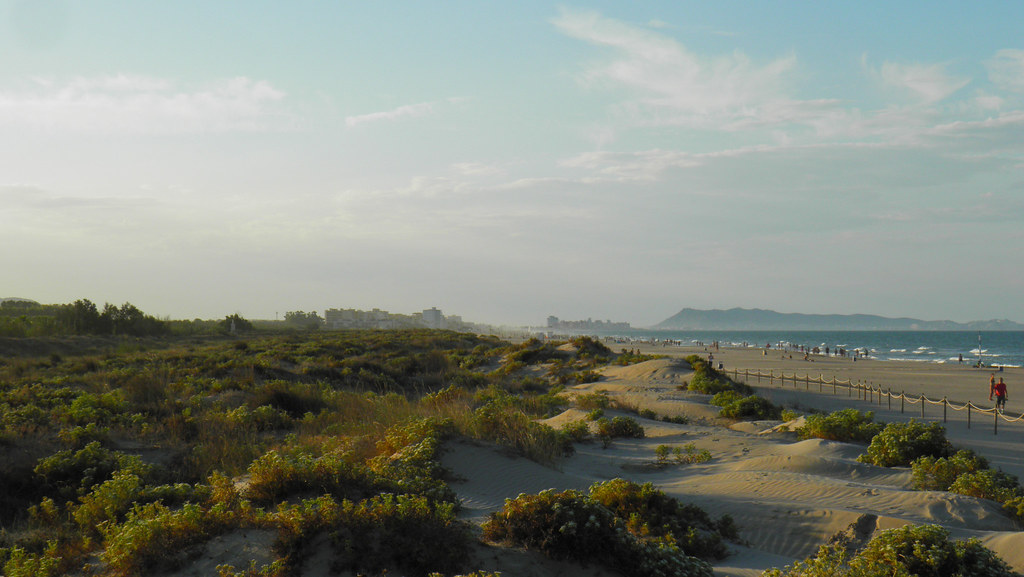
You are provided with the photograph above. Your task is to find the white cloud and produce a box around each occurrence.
[345,101,435,127]
[343,97,467,127]
[864,57,970,104]
[551,8,798,125]
[560,149,704,181]
[986,49,1024,94]
[0,75,291,133]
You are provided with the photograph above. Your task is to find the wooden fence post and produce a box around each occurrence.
[901,392,905,414]
[942,397,947,422]
[994,410,999,435]
[920,395,925,418]
[967,404,971,429]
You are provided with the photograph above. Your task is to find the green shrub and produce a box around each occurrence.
[715,394,782,420]
[588,478,735,560]
[571,370,601,384]
[1002,495,1024,523]
[685,359,752,396]
[569,336,612,358]
[574,392,611,410]
[470,400,574,464]
[329,494,470,577]
[687,371,735,395]
[595,416,645,443]
[271,491,471,576]
[2,542,62,577]
[857,420,952,467]
[655,444,672,464]
[560,420,591,443]
[911,449,990,491]
[481,487,713,577]
[948,470,1021,503]
[709,390,744,407]
[100,501,246,576]
[796,409,884,443]
[780,409,801,422]
[672,443,712,465]
[57,423,111,448]
[34,442,150,500]
[764,523,1014,577]
[243,449,376,504]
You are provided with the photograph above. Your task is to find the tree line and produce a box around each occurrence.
[0,299,170,338]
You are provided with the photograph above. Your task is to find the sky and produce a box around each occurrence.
[2,1,1023,327]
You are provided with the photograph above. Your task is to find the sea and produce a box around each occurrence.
[586,330,1024,369]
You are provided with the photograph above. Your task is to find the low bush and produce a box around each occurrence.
[34,442,151,500]
[571,370,601,384]
[560,420,591,443]
[713,394,782,420]
[685,356,752,396]
[948,470,1021,503]
[595,416,645,447]
[574,392,610,410]
[569,336,612,358]
[589,479,734,560]
[911,449,990,491]
[763,523,1014,577]
[796,409,884,443]
[329,494,471,577]
[857,420,952,467]
[655,443,712,466]
[481,487,713,577]
[780,409,801,422]
[470,399,574,464]
[100,500,248,577]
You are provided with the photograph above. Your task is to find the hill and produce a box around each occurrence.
[654,308,1024,331]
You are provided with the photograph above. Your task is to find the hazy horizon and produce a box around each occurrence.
[4,2,1023,327]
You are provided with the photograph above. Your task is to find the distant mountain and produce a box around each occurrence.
[1,297,39,305]
[653,308,1024,331]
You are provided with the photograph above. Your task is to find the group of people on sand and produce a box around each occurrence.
[990,373,1009,414]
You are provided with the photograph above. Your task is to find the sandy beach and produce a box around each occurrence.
[442,344,1024,577]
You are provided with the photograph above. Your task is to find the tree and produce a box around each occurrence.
[284,310,323,329]
[219,314,254,334]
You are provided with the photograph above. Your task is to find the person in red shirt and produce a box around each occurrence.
[990,377,1008,414]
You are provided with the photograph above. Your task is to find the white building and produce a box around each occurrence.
[422,307,444,329]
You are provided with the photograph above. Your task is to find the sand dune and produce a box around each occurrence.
[444,354,1024,577]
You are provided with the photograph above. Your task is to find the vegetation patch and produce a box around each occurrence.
[481,483,716,577]
[684,355,752,396]
[796,408,884,443]
[857,420,953,467]
[763,523,1015,577]
[710,391,782,420]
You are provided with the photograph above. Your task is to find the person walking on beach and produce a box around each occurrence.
[990,377,1008,414]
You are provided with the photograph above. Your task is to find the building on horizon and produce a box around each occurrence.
[422,307,444,329]
[322,306,475,331]
[546,316,631,332]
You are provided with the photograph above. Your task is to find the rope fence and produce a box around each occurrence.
[728,368,1023,436]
